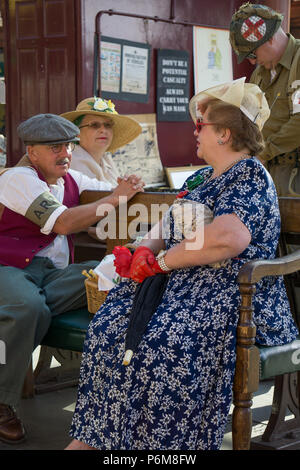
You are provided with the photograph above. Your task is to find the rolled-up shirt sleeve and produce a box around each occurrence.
[40,205,67,234]
[0,167,113,236]
[0,167,66,231]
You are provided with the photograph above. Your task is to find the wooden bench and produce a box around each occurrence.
[24,192,300,450]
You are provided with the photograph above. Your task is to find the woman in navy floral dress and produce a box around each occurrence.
[67,79,298,450]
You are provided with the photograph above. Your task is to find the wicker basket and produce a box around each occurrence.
[85,278,108,314]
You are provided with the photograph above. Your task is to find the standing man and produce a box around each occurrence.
[0,113,143,444]
[230,3,300,196]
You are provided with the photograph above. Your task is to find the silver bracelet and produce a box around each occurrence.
[156,250,171,272]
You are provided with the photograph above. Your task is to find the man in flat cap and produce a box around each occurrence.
[230,3,300,196]
[0,114,143,444]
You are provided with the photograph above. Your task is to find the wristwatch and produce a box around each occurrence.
[156,250,171,272]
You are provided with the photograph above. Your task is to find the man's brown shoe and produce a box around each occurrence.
[0,404,26,444]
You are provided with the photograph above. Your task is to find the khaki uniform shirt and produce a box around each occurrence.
[250,34,300,162]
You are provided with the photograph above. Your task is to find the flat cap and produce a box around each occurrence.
[230,3,283,64]
[17,113,80,145]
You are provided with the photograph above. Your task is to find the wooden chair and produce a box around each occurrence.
[232,197,300,450]
[24,191,300,451]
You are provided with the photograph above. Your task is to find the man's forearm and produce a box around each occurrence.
[53,193,120,235]
[52,176,144,235]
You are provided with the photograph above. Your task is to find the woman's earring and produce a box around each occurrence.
[217,139,225,145]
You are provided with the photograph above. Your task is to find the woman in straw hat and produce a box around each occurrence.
[61,97,143,240]
[61,97,142,187]
[66,78,298,451]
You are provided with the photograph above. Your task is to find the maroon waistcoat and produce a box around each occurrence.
[0,169,80,269]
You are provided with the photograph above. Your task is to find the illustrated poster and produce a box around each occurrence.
[111,114,166,187]
[193,27,233,94]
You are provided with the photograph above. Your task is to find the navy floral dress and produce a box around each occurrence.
[70,157,298,450]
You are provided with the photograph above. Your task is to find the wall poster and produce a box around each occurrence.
[100,36,151,103]
[193,27,233,94]
[111,114,166,188]
[157,49,190,122]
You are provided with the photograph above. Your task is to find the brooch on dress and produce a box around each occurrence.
[176,174,205,199]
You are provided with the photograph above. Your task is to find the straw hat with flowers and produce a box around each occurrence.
[61,97,142,153]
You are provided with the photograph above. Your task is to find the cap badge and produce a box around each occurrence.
[241,16,266,42]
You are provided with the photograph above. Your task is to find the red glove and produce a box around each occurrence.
[112,246,133,277]
[150,259,165,274]
[129,246,161,283]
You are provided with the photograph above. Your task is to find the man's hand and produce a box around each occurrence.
[53,175,145,236]
[114,174,145,202]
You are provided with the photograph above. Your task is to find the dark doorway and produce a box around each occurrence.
[3,0,77,165]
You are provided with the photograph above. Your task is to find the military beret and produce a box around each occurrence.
[17,113,80,145]
[230,3,283,64]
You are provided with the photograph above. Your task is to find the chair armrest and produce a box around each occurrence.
[238,250,300,285]
[234,251,300,390]
[234,250,300,399]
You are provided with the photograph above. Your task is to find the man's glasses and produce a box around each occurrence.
[196,118,216,133]
[48,142,75,154]
[247,51,257,60]
[79,121,114,131]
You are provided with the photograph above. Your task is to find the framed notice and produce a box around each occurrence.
[157,49,190,121]
[165,165,208,189]
[100,36,151,103]
[100,40,121,93]
[193,27,233,94]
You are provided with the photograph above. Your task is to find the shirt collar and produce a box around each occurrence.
[50,176,65,188]
[278,34,297,70]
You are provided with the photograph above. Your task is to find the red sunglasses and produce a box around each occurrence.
[196,118,216,132]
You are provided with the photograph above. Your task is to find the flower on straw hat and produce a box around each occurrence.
[92,98,116,113]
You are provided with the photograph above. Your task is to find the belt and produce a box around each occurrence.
[269,150,300,166]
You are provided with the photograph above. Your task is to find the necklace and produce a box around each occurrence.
[208,154,250,181]
[176,154,250,199]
